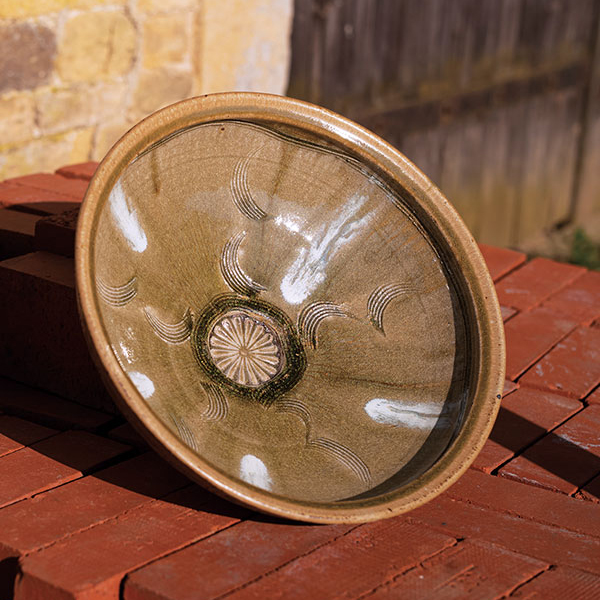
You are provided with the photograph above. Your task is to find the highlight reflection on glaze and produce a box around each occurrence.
[240,454,273,490]
[128,371,155,399]
[109,181,148,253]
[364,398,448,429]
[280,193,372,304]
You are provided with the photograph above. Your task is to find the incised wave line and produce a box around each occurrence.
[170,414,199,452]
[367,283,414,334]
[96,275,137,307]
[231,151,268,221]
[201,382,229,422]
[309,437,372,485]
[297,302,349,349]
[144,307,192,344]
[220,231,267,296]
[275,399,371,485]
[275,398,312,434]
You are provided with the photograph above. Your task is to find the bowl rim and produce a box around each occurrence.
[76,91,505,523]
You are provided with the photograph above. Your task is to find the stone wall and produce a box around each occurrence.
[0,0,294,179]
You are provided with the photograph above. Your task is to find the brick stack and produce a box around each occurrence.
[0,166,598,599]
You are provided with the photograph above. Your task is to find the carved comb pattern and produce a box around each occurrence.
[201,382,229,422]
[170,415,199,452]
[297,302,349,349]
[220,231,267,296]
[96,275,137,307]
[231,151,268,221]
[367,283,414,333]
[144,307,192,344]
[309,437,372,485]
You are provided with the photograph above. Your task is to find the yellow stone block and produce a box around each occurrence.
[70,127,94,162]
[0,92,36,144]
[35,86,94,134]
[137,0,197,14]
[0,0,70,18]
[0,128,93,180]
[195,0,293,95]
[0,0,125,18]
[132,68,192,116]
[57,11,136,83]
[142,14,189,69]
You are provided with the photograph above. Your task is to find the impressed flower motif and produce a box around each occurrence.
[208,313,282,387]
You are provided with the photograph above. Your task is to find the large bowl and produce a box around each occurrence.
[76,92,504,523]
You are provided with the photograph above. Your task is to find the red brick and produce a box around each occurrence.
[0,183,73,209]
[587,387,600,405]
[511,566,600,599]
[447,468,600,538]
[409,496,600,574]
[55,162,98,181]
[9,200,80,216]
[0,430,129,509]
[520,327,600,398]
[0,209,38,260]
[125,520,357,600]
[0,453,188,564]
[367,540,546,600]
[478,243,526,282]
[503,379,519,397]
[495,258,585,311]
[0,253,115,412]
[577,473,600,504]
[0,378,113,431]
[108,422,148,450]
[0,416,56,458]
[501,305,517,321]
[504,307,577,380]
[15,487,243,600]
[211,520,455,600]
[34,207,78,258]
[471,387,581,473]
[498,405,600,494]
[541,270,600,325]
[4,173,88,200]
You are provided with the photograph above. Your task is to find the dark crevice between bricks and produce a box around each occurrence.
[508,564,555,598]
[0,469,197,594]
[119,516,244,600]
[574,471,600,500]
[512,329,580,385]
[354,538,461,600]
[490,408,600,498]
[205,523,364,600]
[491,260,529,286]
[93,416,128,438]
[583,383,600,408]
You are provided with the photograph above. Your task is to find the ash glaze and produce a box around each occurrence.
[79,94,504,523]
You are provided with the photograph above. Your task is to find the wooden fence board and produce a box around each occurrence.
[288,0,600,247]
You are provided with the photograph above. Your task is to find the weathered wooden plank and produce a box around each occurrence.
[289,0,596,113]
[574,10,600,222]
[288,0,599,247]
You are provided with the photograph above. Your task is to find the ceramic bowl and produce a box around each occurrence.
[76,93,505,523]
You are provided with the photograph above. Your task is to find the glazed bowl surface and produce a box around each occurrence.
[76,93,505,523]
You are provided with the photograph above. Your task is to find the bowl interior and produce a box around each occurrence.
[90,116,481,507]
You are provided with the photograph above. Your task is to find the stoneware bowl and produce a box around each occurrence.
[76,92,505,523]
